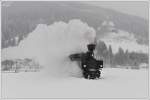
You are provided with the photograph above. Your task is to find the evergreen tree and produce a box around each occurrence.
[96,40,108,58]
[114,47,125,66]
[108,45,113,66]
[96,40,108,63]
[125,50,130,66]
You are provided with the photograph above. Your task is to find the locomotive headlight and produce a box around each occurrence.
[100,65,103,68]
[83,65,86,67]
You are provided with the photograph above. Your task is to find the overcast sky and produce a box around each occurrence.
[87,1,149,20]
[2,1,149,20]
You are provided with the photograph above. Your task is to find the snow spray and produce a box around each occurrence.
[2,19,96,77]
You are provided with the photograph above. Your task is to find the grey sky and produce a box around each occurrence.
[2,1,149,20]
[87,1,149,20]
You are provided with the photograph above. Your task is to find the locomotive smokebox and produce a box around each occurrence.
[87,44,96,52]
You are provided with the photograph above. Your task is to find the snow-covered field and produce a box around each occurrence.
[2,68,148,99]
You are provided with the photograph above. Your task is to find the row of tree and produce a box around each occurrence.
[2,17,38,48]
[96,41,148,68]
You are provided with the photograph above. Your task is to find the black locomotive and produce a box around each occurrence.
[69,44,103,79]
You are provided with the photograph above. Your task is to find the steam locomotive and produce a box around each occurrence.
[69,44,103,79]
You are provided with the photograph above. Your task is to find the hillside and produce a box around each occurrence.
[2,1,148,48]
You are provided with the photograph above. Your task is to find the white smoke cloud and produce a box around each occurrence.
[100,30,149,54]
[2,19,96,77]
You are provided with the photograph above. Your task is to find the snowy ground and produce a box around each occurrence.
[1,68,148,99]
